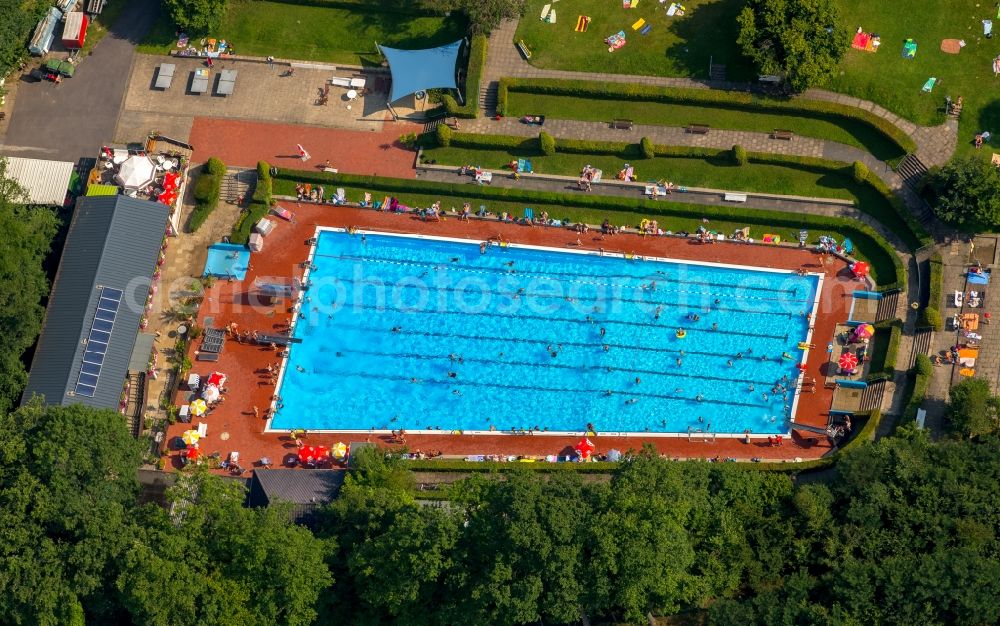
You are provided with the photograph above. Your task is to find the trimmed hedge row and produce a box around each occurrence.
[231,161,273,245]
[188,157,225,232]
[437,129,931,251]
[442,35,487,119]
[902,355,933,423]
[274,169,905,291]
[919,252,944,330]
[869,319,903,380]
[496,77,918,155]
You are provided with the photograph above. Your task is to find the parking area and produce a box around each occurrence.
[116,55,391,143]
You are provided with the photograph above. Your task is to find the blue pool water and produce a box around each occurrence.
[204,243,250,280]
[270,230,819,435]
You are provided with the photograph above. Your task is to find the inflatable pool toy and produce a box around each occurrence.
[676,329,687,339]
[797,342,812,350]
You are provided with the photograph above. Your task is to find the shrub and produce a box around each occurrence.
[538,131,556,156]
[732,144,747,166]
[496,76,917,154]
[442,35,487,119]
[188,166,223,232]
[918,306,942,331]
[272,168,905,290]
[231,161,273,244]
[206,156,226,177]
[252,160,272,206]
[902,356,932,423]
[853,160,870,184]
[436,123,453,147]
[639,136,654,159]
[946,377,998,439]
[923,252,943,330]
[914,353,933,376]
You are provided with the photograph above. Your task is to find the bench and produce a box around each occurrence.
[611,118,634,130]
[772,129,793,140]
[686,124,710,135]
[516,39,532,60]
[724,193,748,203]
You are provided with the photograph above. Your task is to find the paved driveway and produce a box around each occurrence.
[1,0,159,161]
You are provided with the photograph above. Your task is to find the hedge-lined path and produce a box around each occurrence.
[414,164,913,254]
[481,18,957,192]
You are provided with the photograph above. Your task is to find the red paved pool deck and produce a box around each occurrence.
[166,204,861,473]
[188,117,420,178]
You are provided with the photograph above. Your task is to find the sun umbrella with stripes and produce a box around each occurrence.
[838,351,859,372]
[181,430,200,446]
[190,398,207,416]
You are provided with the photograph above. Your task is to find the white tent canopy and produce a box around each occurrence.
[115,155,156,190]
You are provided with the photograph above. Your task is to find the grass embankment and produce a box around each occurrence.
[420,140,920,250]
[139,1,467,65]
[505,92,907,161]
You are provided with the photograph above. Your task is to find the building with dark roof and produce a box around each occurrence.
[22,195,169,411]
[246,469,345,526]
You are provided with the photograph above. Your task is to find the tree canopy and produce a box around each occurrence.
[928,155,1000,230]
[0,0,47,79]
[0,157,60,416]
[947,377,1000,439]
[163,0,229,35]
[736,0,848,92]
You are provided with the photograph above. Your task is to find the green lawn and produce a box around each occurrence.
[515,0,753,79]
[506,92,907,161]
[421,143,918,249]
[139,2,467,66]
[514,0,998,155]
[272,178,896,283]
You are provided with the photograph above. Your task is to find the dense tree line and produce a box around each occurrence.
[0,0,47,80]
[3,400,1000,625]
[0,158,60,415]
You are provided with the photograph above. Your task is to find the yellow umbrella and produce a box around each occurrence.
[181,430,200,446]
[190,399,207,417]
[332,442,348,460]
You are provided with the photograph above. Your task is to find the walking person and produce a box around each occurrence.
[266,55,274,70]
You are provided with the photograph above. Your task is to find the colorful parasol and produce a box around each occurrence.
[332,441,348,460]
[838,351,859,371]
[190,398,207,416]
[298,445,317,464]
[853,324,875,339]
[575,437,596,460]
[181,429,200,445]
[185,446,201,460]
[314,445,330,461]
[851,261,869,279]
[206,371,227,387]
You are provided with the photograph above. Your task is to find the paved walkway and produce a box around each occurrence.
[1,0,160,161]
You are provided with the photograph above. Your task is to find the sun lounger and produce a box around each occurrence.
[955,291,964,307]
[985,20,993,37]
[666,2,685,16]
[547,9,555,23]
[271,206,294,221]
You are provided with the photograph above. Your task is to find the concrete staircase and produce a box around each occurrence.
[480,80,499,117]
[221,167,256,206]
[897,154,929,189]
[909,329,933,367]
[125,371,145,437]
[859,379,886,412]
[875,290,901,321]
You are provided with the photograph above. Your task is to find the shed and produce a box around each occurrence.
[246,469,344,526]
[29,7,63,56]
[62,11,88,49]
[2,156,75,205]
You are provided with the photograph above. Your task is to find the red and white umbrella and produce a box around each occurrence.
[851,261,869,279]
[298,445,317,464]
[185,446,201,460]
[314,445,330,461]
[838,351,859,372]
[206,372,227,387]
[575,437,595,460]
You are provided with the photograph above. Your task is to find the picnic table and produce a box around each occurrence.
[155,63,175,89]
[190,68,210,94]
[216,69,237,96]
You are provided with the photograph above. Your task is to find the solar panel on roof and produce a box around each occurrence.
[73,286,122,398]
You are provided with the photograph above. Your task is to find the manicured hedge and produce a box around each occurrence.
[188,158,225,232]
[496,77,918,155]
[404,459,621,473]
[919,252,944,330]
[439,129,931,251]
[273,169,905,291]
[902,355,933,423]
[869,319,903,380]
[442,34,487,119]
[231,161,272,244]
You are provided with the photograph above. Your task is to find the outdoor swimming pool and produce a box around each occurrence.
[269,230,821,435]
[203,243,250,280]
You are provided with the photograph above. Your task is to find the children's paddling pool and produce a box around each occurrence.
[269,230,820,435]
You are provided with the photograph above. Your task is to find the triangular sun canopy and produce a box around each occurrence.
[379,40,463,103]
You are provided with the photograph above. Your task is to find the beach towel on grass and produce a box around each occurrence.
[922,77,937,92]
[985,20,994,37]
[640,24,652,35]
[902,39,917,58]
[575,15,590,32]
[632,18,646,30]
[940,39,962,54]
[546,9,556,23]
[540,3,550,19]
